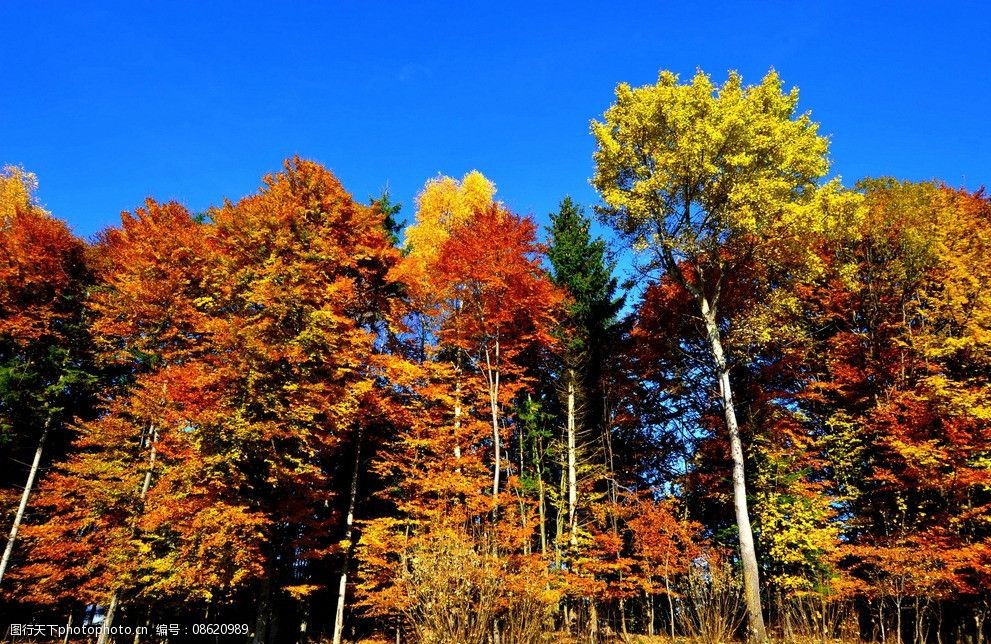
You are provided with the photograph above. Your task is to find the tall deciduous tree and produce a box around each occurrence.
[12,197,253,643]
[358,176,564,640]
[792,180,991,638]
[0,166,94,587]
[591,69,845,641]
[209,157,403,642]
[434,204,563,500]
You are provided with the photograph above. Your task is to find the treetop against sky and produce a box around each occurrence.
[0,1,987,239]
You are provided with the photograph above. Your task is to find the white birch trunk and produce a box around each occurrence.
[96,590,120,644]
[0,416,51,586]
[332,429,362,644]
[700,297,768,642]
[566,371,577,549]
[484,341,501,500]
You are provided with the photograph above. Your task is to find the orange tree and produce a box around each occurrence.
[358,184,565,639]
[790,181,991,640]
[0,167,95,591]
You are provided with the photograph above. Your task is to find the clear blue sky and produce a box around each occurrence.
[1,1,987,241]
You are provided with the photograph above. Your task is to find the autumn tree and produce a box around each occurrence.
[0,166,95,588]
[791,180,991,641]
[8,197,267,644]
[591,69,850,641]
[358,174,565,640]
[626,494,701,638]
[208,158,404,642]
[15,159,406,642]
[402,170,496,276]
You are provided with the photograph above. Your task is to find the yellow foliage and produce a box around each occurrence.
[403,170,496,263]
[0,165,40,221]
[591,69,854,273]
[284,583,323,600]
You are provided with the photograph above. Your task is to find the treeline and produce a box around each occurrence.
[0,70,989,644]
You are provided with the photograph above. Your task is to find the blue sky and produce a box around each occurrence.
[1,1,987,241]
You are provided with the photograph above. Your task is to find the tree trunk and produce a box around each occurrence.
[454,373,462,463]
[589,600,599,641]
[620,596,628,637]
[700,298,767,642]
[566,370,577,549]
[332,428,362,644]
[646,589,655,637]
[665,560,676,641]
[916,597,928,644]
[138,426,158,500]
[97,590,120,644]
[0,416,51,586]
[896,597,903,644]
[98,423,159,644]
[536,436,547,557]
[485,342,501,500]
[254,571,272,644]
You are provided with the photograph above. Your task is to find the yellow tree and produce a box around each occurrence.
[403,170,496,269]
[591,69,855,641]
[398,170,498,466]
[358,174,564,641]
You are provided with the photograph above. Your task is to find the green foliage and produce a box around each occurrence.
[547,197,623,345]
[371,190,403,247]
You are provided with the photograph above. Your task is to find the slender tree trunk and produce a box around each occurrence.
[138,427,158,500]
[484,341,501,500]
[589,600,599,640]
[0,416,52,586]
[896,597,903,644]
[332,428,362,644]
[620,596,628,637]
[454,371,462,463]
[97,591,120,644]
[699,298,767,643]
[98,594,118,644]
[914,597,926,644]
[63,612,73,644]
[254,571,272,644]
[98,423,159,644]
[566,370,577,549]
[647,588,655,638]
[536,437,547,557]
[879,599,886,644]
[665,559,676,641]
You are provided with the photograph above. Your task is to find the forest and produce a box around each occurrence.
[1,70,989,644]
